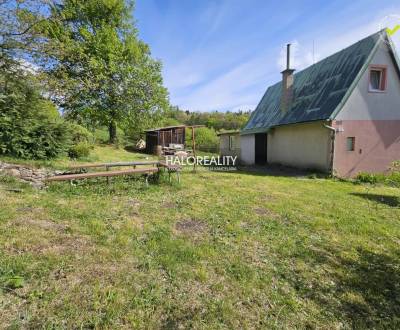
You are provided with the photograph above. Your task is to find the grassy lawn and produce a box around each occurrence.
[1,146,400,328]
[0,145,157,170]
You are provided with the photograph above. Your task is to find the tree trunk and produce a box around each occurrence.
[109,120,117,144]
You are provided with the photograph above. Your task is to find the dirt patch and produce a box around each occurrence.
[254,207,268,216]
[127,198,141,207]
[163,201,177,209]
[126,198,141,216]
[13,218,69,232]
[130,216,144,230]
[175,219,207,237]
[5,234,92,256]
[253,207,280,219]
[260,194,276,202]
[16,206,35,212]
[6,217,94,256]
[45,235,92,254]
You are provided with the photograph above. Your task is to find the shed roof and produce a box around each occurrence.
[145,125,186,132]
[241,31,389,135]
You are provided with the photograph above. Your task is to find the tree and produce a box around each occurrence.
[44,0,168,143]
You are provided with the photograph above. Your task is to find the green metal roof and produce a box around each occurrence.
[241,31,385,135]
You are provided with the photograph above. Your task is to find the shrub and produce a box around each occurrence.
[356,162,400,187]
[68,123,94,144]
[0,104,72,159]
[0,72,72,159]
[356,173,380,184]
[68,142,92,159]
[185,127,219,153]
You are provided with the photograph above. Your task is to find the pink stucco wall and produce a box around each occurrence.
[332,120,400,177]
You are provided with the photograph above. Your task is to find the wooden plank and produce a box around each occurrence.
[191,127,196,172]
[69,160,159,169]
[46,167,159,182]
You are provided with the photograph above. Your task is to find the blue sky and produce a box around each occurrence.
[135,0,400,112]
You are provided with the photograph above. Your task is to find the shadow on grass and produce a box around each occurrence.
[124,145,147,154]
[290,247,400,328]
[350,193,400,207]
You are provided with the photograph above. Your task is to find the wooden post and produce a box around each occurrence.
[192,127,196,172]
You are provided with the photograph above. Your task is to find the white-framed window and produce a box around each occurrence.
[229,135,235,151]
[369,66,387,92]
[346,137,355,151]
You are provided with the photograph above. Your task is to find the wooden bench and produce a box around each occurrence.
[46,160,182,185]
[46,167,159,186]
[69,160,160,170]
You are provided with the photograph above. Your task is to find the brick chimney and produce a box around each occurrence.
[281,44,295,114]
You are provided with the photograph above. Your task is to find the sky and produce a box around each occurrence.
[135,0,400,112]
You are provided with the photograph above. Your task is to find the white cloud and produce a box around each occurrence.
[167,5,400,112]
[174,53,277,111]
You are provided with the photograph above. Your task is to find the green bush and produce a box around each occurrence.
[0,104,72,160]
[356,163,400,187]
[68,142,92,159]
[356,173,380,184]
[68,122,94,144]
[185,127,219,153]
[0,72,72,160]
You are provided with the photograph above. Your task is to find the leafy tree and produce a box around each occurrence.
[44,0,168,143]
[0,0,49,60]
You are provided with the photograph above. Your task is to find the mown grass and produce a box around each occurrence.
[1,146,400,328]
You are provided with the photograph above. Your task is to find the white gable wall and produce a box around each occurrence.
[333,41,400,177]
[336,42,400,121]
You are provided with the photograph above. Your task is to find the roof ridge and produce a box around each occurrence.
[298,30,382,72]
[242,31,382,133]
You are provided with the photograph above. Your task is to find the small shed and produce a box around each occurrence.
[145,125,186,154]
[217,131,240,159]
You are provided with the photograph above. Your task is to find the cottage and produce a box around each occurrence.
[241,30,400,177]
[217,131,240,159]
